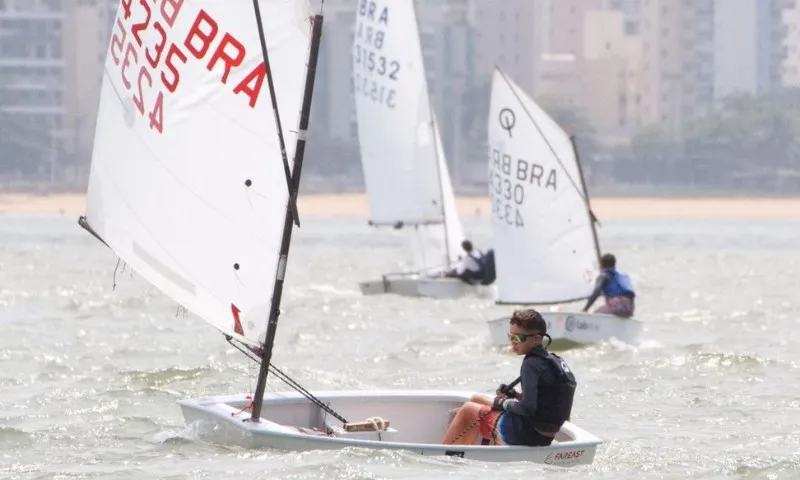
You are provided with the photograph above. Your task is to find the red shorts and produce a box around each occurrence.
[478,405,507,444]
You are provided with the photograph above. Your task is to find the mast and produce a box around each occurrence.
[412,0,451,269]
[249,11,324,422]
[570,135,602,265]
[251,0,301,227]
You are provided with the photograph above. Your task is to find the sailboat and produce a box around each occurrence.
[352,0,488,299]
[78,0,600,464]
[485,68,642,347]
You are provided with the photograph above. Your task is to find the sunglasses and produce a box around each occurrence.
[507,332,541,344]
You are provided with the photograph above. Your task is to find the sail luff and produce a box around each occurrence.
[412,0,450,268]
[428,119,451,267]
[250,13,324,422]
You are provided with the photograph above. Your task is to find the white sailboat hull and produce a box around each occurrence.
[488,312,643,347]
[178,389,601,465]
[358,275,490,299]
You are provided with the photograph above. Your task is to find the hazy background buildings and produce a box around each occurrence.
[1,0,799,194]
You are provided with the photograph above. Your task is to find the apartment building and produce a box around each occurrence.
[535,7,642,143]
[468,0,543,95]
[61,0,117,177]
[582,9,643,141]
[784,1,800,85]
[637,0,792,138]
[714,0,793,98]
[313,0,356,141]
[0,0,117,180]
[418,0,473,184]
[605,0,642,35]
[546,0,604,56]
[0,0,63,176]
[638,0,714,139]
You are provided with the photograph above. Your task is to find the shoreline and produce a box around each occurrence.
[1,192,800,219]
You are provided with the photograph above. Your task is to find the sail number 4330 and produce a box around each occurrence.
[492,197,524,228]
[491,174,524,228]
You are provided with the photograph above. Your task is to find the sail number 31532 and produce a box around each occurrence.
[352,5,399,110]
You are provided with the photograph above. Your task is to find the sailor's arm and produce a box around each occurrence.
[582,273,609,311]
[503,361,539,416]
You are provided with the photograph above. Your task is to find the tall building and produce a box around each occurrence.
[61,0,118,181]
[0,0,63,177]
[638,0,792,137]
[783,0,800,85]
[581,9,643,141]
[546,0,604,56]
[418,0,473,185]
[0,0,117,182]
[313,0,357,141]
[713,0,793,98]
[468,0,543,95]
[604,0,642,35]
[315,0,476,185]
[639,0,714,139]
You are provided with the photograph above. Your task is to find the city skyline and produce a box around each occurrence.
[0,0,798,191]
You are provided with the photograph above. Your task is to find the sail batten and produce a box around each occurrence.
[83,0,314,346]
[489,68,599,304]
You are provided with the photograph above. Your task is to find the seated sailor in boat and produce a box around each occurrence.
[442,309,576,447]
[443,240,495,285]
[582,253,636,318]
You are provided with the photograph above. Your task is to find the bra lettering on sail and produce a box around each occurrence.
[353,1,399,110]
[184,11,269,108]
[108,2,273,135]
[358,0,389,23]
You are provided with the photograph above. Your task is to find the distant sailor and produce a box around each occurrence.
[443,239,496,285]
[442,309,576,446]
[582,253,636,318]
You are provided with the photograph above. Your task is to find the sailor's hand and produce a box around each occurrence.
[491,395,507,411]
[496,384,519,399]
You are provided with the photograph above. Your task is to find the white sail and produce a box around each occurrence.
[488,68,599,304]
[407,114,464,272]
[351,0,447,226]
[83,0,313,346]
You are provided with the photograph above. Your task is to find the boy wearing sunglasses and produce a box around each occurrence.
[441,309,576,447]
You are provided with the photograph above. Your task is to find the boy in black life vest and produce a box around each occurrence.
[441,309,576,446]
[443,240,496,286]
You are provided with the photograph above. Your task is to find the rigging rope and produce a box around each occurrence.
[225,336,349,424]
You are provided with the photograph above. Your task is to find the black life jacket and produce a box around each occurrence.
[478,249,496,285]
[531,351,577,432]
[465,249,496,285]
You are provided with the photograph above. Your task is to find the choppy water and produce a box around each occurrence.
[1,214,799,479]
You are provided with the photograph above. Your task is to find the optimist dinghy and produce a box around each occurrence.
[486,68,642,347]
[352,0,491,299]
[79,0,600,465]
